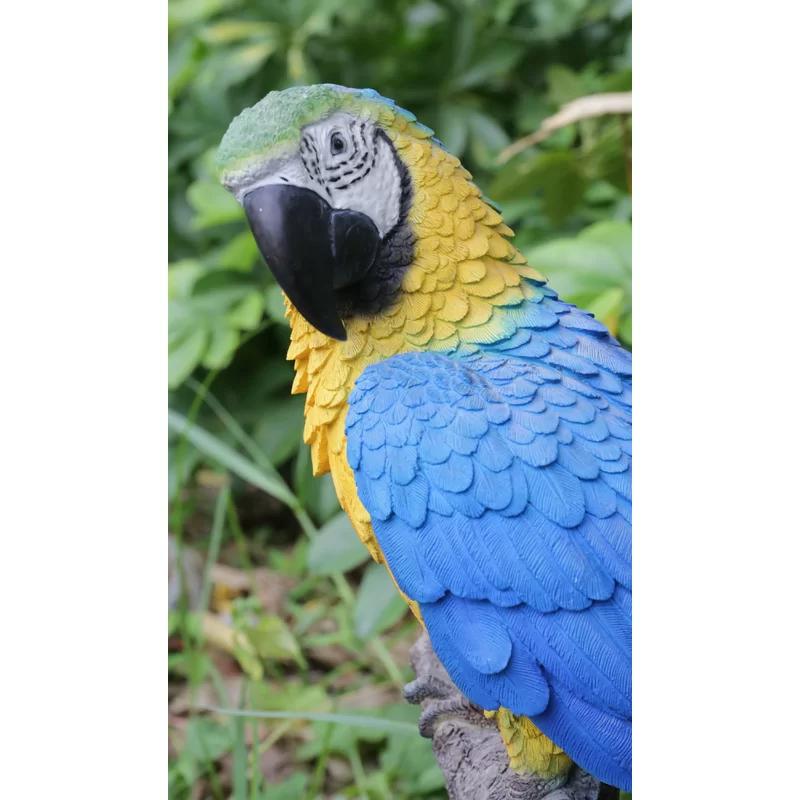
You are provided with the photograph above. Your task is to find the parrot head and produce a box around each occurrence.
[217,85,435,341]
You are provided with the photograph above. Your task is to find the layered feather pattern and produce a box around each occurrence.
[240,85,635,789]
[346,345,632,789]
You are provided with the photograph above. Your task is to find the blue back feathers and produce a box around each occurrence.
[345,290,632,790]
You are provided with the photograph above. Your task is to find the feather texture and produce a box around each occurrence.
[243,88,635,790]
[346,350,631,789]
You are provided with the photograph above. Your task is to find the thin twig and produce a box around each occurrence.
[498,91,632,163]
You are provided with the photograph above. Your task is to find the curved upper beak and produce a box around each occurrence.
[242,184,381,341]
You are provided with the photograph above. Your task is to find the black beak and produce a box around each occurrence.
[243,184,381,341]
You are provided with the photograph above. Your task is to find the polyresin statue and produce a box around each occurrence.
[218,85,631,794]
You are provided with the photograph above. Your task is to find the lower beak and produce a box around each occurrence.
[243,184,381,341]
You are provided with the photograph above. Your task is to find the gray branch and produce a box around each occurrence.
[404,633,600,800]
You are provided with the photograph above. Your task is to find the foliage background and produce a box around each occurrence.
[168,1,631,797]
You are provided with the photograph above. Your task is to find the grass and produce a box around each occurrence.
[169,384,446,800]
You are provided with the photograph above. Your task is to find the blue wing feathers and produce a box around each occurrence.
[346,297,632,789]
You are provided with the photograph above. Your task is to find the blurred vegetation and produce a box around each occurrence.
[168,1,631,798]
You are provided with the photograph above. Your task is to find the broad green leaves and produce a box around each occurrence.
[169,277,265,387]
[527,220,632,346]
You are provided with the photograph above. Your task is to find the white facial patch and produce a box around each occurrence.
[237,113,403,239]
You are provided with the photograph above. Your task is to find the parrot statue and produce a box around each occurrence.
[217,85,631,793]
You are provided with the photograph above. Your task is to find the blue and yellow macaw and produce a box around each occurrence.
[218,85,631,791]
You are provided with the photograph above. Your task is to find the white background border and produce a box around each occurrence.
[1,2,799,797]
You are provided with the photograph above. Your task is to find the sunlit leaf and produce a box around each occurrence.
[196,41,278,90]
[168,0,237,29]
[199,20,280,45]
[526,221,632,347]
[586,286,625,336]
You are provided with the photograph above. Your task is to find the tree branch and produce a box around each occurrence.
[497,92,632,164]
[405,633,600,800]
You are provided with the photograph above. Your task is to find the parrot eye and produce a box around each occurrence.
[330,132,347,155]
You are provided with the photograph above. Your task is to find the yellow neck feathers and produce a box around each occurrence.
[284,128,544,545]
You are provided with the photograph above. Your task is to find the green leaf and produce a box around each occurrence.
[168,35,202,103]
[248,682,332,714]
[527,221,631,296]
[525,221,631,346]
[226,291,263,329]
[242,614,306,667]
[232,635,263,680]
[264,284,289,325]
[380,720,446,793]
[202,326,239,370]
[535,0,591,41]
[168,259,204,299]
[586,287,625,337]
[468,109,510,167]
[618,311,632,346]
[435,105,469,157]
[187,179,242,229]
[532,151,586,225]
[451,42,525,90]
[492,151,586,225]
[546,63,587,106]
[252,397,304,466]
[353,563,409,639]
[198,19,280,45]
[168,0,237,29]
[169,328,207,388]
[580,220,632,271]
[293,447,339,522]
[216,230,259,271]
[183,717,233,762]
[307,513,370,575]
[212,705,417,735]
[262,773,308,800]
[168,409,297,508]
[168,264,266,387]
[196,41,278,90]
